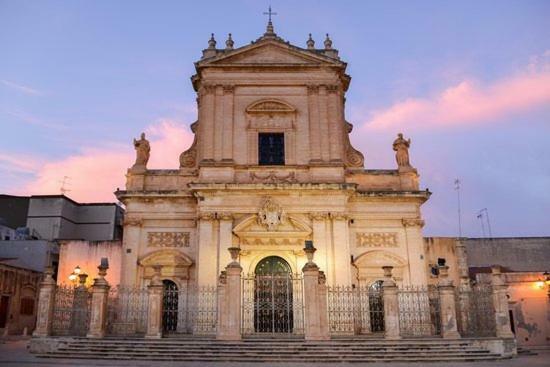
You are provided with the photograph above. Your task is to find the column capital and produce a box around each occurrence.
[222,84,235,94]
[218,212,234,221]
[200,83,217,95]
[306,84,319,95]
[198,212,216,221]
[123,217,143,227]
[329,212,348,221]
[402,218,425,228]
[309,212,329,220]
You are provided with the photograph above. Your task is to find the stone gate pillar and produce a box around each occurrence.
[302,242,330,341]
[145,266,163,339]
[491,266,514,338]
[437,265,460,339]
[217,247,242,340]
[382,266,401,340]
[87,261,110,338]
[33,267,56,337]
[71,274,89,336]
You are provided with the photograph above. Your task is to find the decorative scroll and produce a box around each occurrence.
[356,232,398,248]
[250,171,297,184]
[147,232,190,248]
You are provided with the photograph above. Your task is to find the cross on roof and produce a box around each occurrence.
[263,6,277,23]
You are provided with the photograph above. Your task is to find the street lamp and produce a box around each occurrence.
[68,265,82,285]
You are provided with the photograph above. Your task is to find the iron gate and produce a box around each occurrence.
[162,281,217,335]
[51,284,91,336]
[242,273,304,335]
[327,282,384,335]
[398,285,441,336]
[106,286,148,335]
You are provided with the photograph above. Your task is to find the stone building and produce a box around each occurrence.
[116,22,429,293]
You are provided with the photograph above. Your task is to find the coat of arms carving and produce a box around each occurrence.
[257,197,286,231]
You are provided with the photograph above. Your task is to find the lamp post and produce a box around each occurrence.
[68,265,82,286]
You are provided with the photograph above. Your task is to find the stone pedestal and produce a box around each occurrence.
[87,265,110,338]
[217,260,242,340]
[302,246,330,341]
[33,267,56,337]
[437,266,460,339]
[382,266,401,340]
[491,266,514,338]
[145,266,164,339]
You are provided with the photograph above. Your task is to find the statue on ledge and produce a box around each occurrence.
[132,132,150,171]
[393,133,413,171]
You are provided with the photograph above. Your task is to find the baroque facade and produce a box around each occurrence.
[116,24,430,292]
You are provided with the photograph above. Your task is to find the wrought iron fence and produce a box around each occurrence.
[398,285,441,337]
[51,284,91,336]
[162,284,217,335]
[242,273,304,335]
[456,283,496,337]
[106,286,148,336]
[327,285,384,335]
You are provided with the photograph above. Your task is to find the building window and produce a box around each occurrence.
[20,297,34,315]
[258,133,285,165]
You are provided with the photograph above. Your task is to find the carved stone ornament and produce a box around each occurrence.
[343,121,364,168]
[356,232,398,248]
[180,121,198,168]
[257,197,286,231]
[147,232,190,248]
[246,99,295,113]
[123,217,143,227]
[402,218,425,228]
[250,171,297,184]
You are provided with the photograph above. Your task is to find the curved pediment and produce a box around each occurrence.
[139,249,193,268]
[354,250,406,268]
[233,214,311,246]
[246,99,295,113]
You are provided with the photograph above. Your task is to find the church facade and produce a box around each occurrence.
[116,22,430,293]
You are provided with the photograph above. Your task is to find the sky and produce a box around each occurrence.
[0,0,549,237]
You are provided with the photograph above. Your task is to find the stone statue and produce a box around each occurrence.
[392,133,412,170]
[132,132,150,169]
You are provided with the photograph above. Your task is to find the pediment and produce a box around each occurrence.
[354,250,407,268]
[233,214,312,246]
[139,249,193,268]
[201,41,343,67]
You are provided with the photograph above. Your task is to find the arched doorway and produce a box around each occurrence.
[254,256,294,333]
[162,280,178,333]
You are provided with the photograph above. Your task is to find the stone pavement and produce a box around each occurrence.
[1,339,549,367]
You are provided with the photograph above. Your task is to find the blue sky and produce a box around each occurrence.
[1,0,549,237]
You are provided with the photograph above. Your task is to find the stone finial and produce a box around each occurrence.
[78,273,88,287]
[263,6,277,36]
[225,33,234,50]
[228,246,241,264]
[304,240,316,264]
[208,33,217,49]
[324,33,333,50]
[306,33,315,49]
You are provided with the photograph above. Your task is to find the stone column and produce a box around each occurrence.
[437,265,460,339]
[218,214,234,275]
[302,242,330,341]
[197,214,217,286]
[318,85,330,161]
[87,263,111,338]
[217,247,242,340]
[221,85,234,162]
[120,217,142,286]
[145,266,163,339]
[199,84,216,162]
[382,266,401,340]
[33,267,56,337]
[491,266,514,338]
[71,274,89,336]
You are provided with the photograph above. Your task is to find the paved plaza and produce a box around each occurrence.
[1,339,549,367]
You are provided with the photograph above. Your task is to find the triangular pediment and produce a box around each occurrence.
[199,40,343,67]
[233,214,312,246]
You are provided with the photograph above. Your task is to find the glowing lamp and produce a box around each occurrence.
[74,265,81,275]
[68,273,77,282]
[535,281,545,290]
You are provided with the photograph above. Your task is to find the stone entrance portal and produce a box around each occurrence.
[242,256,304,335]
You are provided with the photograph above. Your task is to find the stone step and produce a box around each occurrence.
[36,353,504,362]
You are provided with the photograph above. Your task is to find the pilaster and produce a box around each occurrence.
[318,85,330,161]
[199,84,216,162]
[302,245,330,341]
[120,217,142,286]
[197,213,217,286]
[327,85,343,162]
[218,213,234,274]
[222,85,234,162]
[217,248,242,340]
[402,218,428,285]
[331,214,351,285]
[87,264,110,339]
[307,85,321,163]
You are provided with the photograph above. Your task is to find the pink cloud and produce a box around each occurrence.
[363,55,550,130]
[15,120,193,203]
